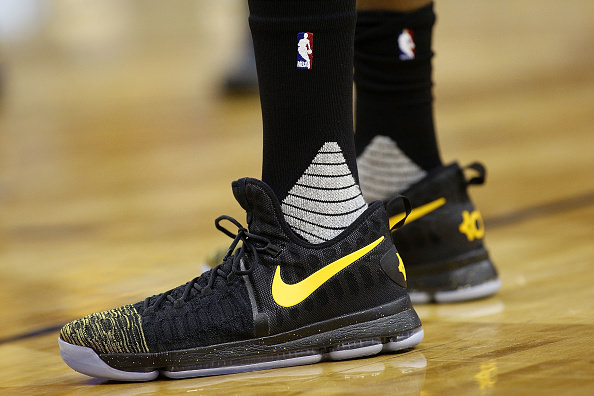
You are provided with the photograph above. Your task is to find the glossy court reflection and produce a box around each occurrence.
[81,352,427,395]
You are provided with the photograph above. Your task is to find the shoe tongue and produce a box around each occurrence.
[231,178,286,240]
[232,178,251,213]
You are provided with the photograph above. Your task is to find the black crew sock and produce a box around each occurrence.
[249,0,368,244]
[249,0,359,199]
[354,3,442,201]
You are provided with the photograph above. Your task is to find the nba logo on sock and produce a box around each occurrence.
[297,32,313,69]
[398,29,416,60]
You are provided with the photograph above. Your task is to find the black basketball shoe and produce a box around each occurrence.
[59,178,423,381]
[385,162,500,303]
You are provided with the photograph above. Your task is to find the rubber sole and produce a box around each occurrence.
[406,256,500,304]
[59,300,423,383]
[409,278,501,304]
[59,329,423,381]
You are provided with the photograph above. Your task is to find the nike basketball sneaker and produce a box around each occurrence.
[385,162,500,303]
[59,178,423,381]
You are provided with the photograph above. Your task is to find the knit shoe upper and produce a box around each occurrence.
[230,178,410,335]
[60,305,149,354]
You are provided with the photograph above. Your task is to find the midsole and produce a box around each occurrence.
[408,258,498,293]
[406,249,492,276]
[98,296,420,372]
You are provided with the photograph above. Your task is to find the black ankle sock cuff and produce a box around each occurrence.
[356,3,435,30]
[249,0,356,32]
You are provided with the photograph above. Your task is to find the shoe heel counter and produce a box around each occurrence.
[451,167,489,249]
[392,163,490,267]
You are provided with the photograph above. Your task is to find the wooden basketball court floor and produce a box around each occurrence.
[0,1,592,394]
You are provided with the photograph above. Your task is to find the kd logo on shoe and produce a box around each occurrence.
[272,236,384,307]
[459,209,485,241]
[389,197,446,229]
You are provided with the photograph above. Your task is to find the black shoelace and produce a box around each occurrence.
[143,215,280,313]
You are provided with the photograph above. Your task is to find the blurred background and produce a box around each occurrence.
[0,0,592,360]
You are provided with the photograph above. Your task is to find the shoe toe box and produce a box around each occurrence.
[60,304,149,354]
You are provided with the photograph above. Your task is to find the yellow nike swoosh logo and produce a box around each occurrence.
[272,236,384,307]
[389,197,446,229]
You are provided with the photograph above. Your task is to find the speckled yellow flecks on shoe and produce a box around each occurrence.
[60,304,149,354]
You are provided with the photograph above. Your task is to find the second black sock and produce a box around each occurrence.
[354,4,441,172]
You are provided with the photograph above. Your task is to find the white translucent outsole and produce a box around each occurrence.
[409,279,501,304]
[382,328,425,352]
[58,328,424,382]
[59,338,159,382]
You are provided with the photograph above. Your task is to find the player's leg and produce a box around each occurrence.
[58,0,423,381]
[251,0,367,242]
[354,0,500,302]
